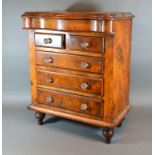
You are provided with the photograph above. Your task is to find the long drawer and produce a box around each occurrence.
[36,51,102,74]
[37,88,102,117]
[36,70,103,96]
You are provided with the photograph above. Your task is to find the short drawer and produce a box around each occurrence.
[36,51,102,74]
[35,33,65,49]
[68,35,103,52]
[37,70,103,96]
[37,88,102,117]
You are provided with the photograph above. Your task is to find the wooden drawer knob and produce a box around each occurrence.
[45,77,54,83]
[80,42,90,48]
[80,62,90,68]
[80,103,88,110]
[44,38,52,44]
[44,57,53,64]
[45,96,53,103]
[80,82,89,90]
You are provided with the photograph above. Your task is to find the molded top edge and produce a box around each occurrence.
[21,11,134,20]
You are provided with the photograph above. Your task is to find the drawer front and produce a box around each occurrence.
[35,33,65,49]
[37,88,102,117]
[68,36,103,52]
[37,70,103,95]
[36,51,102,74]
[25,18,101,31]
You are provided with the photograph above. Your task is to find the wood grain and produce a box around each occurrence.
[22,11,134,143]
[68,35,103,52]
[37,88,103,117]
[112,19,132,118]
[35,33,65,49]
[21,11,134,20]
[36,69,103,95]
[29,30,37,104]
[36,51,102,74]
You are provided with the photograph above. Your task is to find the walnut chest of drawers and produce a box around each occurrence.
[21,11,134,144]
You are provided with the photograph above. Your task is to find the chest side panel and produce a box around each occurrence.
[103,19,132,122]
[112,19,132,118]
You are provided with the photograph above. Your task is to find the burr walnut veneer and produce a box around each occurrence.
[22,12,134,144]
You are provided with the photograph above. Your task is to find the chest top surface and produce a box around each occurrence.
[21,11,134,20]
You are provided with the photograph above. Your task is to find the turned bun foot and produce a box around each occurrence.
[35,112,45,125]
[102,128,114,144]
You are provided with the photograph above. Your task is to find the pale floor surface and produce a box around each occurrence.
[3,100,151,155]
